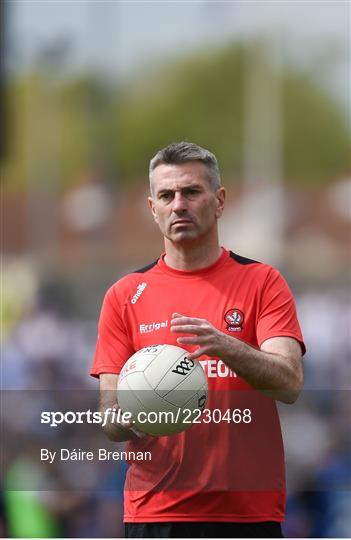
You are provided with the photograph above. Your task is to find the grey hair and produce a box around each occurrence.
[149,141,221,194]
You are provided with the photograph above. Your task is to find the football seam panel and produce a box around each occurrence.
[159,365,204,401]
[122,373,153,415]
[147,349,186,392]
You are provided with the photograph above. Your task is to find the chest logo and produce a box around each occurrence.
[139,320,168,333]
[224,308,244,332]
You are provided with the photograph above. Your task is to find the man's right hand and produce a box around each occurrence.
[99,374,145,442]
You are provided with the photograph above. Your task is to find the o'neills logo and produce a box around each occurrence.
[131,282,147,304]
[224,308,244,332]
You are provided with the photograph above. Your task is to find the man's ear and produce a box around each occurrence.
[148,197,159,223]
[215,187,226,218]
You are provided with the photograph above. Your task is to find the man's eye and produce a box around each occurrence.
[159,193,172,200]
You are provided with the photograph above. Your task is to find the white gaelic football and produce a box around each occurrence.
[117,344,208,436]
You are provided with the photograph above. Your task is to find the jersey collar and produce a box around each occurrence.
[157,247,229,277]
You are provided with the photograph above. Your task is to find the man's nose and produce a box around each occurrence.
[172,192,187,212]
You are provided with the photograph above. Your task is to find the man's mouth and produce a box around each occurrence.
[172,219,194,225]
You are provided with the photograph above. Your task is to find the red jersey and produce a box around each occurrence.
[91,248,305,523]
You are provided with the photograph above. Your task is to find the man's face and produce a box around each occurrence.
[148,162,225,245]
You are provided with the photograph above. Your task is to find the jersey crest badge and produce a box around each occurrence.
[224,308,244,332]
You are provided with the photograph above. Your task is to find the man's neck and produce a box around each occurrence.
[164,241,223,271]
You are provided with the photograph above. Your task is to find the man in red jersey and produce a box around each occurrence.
[91,141,305,538]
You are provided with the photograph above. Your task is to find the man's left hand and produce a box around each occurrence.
[170,312,231,360]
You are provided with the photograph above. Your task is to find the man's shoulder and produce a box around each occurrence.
[226,250,282,285]
[106,258,160,298]
[131,259,159,274]
[227,250,274,273]
[228,251,261,266]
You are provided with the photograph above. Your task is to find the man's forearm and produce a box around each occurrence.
[172,314,304,404]
[220,335,303,403]
[102,418,139,442]
[99,392,139,442]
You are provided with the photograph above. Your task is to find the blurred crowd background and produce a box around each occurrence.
[1,1,350,538]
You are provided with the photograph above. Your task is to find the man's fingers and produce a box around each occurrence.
[187,347,208,360]
[171,315,205,326]
[171,314,213,357]
[171,324,205,335]
[120,417,133,429]
[177,336,202,345]
[129,425,146,439]
[120,416,146,438]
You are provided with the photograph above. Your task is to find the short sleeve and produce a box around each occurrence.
[256,268,306,354]
[90,285,134,378]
